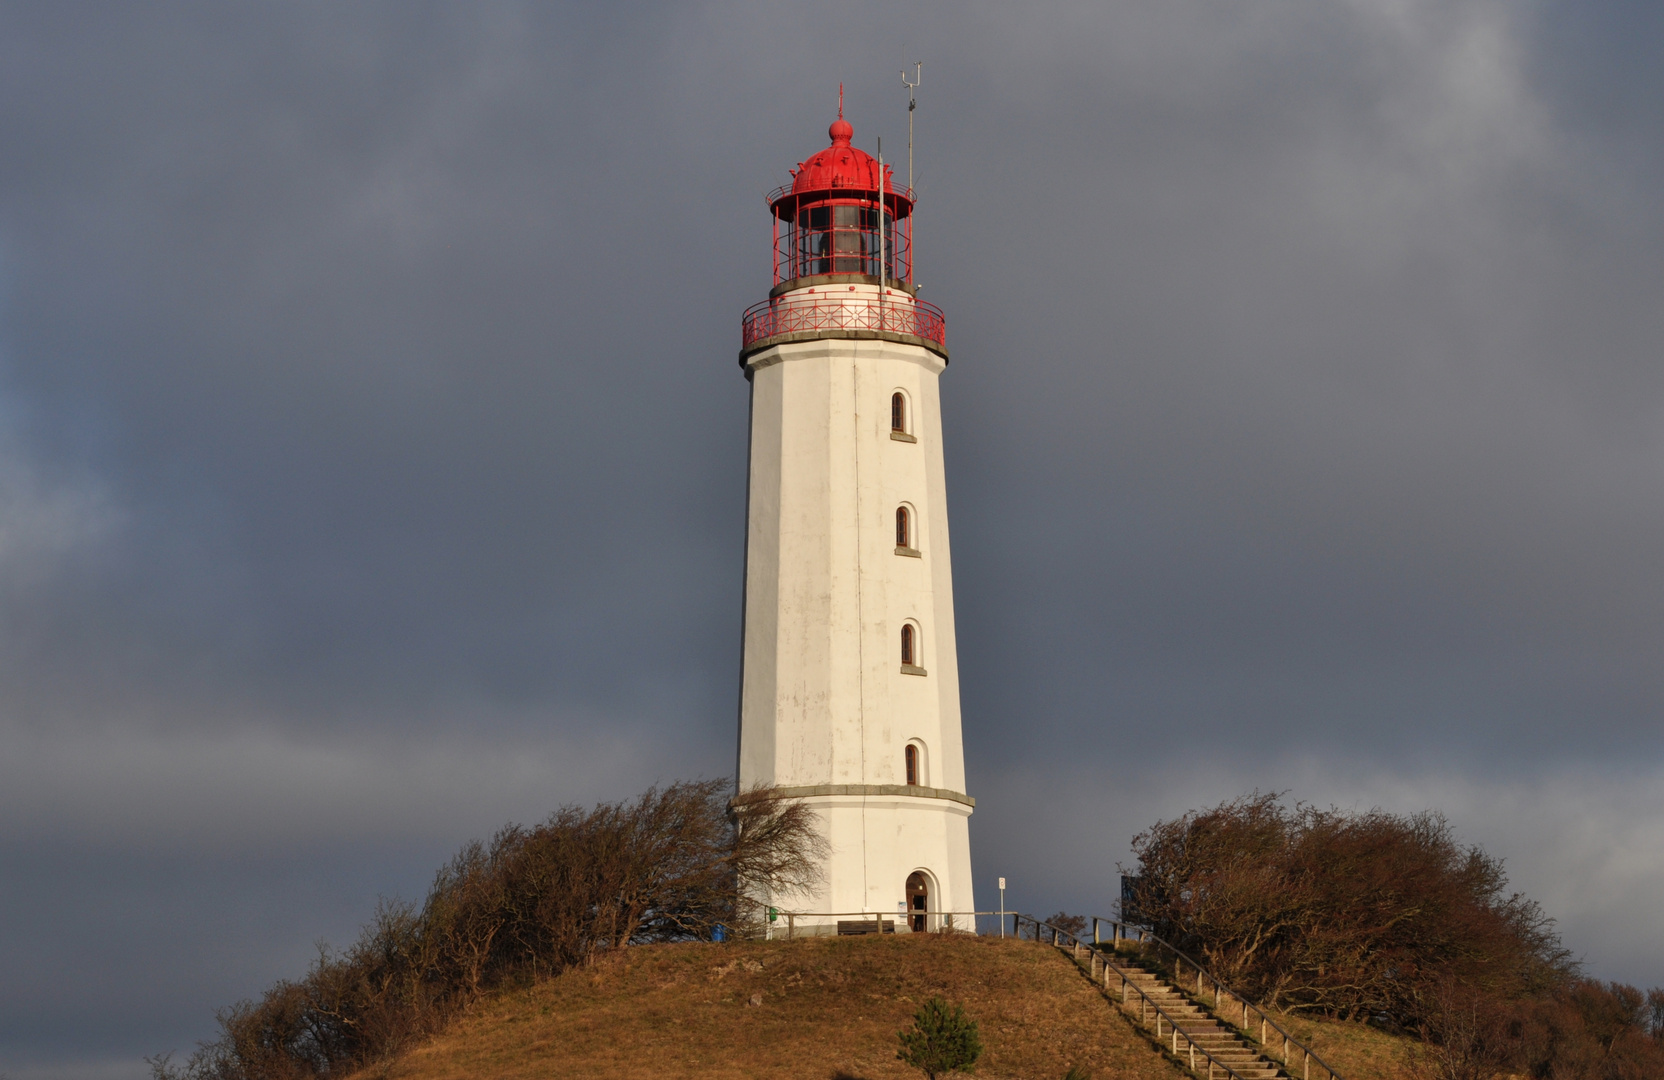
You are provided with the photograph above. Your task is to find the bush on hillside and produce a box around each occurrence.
[1400,975,1664,1080]
[1503,979,1664,1080]
[1123,793,1570,1023]
[156,780,823,1080]
[1124,793,1664,1080]
[896,996,983,1080]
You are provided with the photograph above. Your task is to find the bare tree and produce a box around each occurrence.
[1125,794,1572,1023]
[157,780,823,1080]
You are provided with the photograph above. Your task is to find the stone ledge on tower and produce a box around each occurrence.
[765,783,974,808]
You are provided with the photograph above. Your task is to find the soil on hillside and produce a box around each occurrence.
[358,934,1193,1080]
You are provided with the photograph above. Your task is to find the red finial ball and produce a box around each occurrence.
[829,115,853,146]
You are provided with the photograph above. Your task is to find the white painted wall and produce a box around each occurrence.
[738,300,976,927]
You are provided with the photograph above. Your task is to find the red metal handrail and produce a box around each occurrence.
[741,294,947,351]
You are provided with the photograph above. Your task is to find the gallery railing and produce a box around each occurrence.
[741,294,947,351]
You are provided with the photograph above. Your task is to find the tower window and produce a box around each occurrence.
[905,740,928,785]
[896,506,910,548]
[890,391,917,443]
[898,622,925,672]
[900,623,926,674]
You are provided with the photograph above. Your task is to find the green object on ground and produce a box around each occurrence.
[896,995,983,1079]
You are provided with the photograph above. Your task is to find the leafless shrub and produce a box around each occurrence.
[1124,793,1572,1024]
[1400,977,1513,1080]
[728,783,827,928]
[1504,979,1664,1080]
[1123,794,1664,1080]
[156,780,821,1080]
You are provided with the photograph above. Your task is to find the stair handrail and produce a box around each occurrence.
[1088,915,1342,1080]
[1016,915,1259,1080]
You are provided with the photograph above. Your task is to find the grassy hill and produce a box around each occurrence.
[349,934,1409,1080]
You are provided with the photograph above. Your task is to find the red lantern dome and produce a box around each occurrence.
[780,114,914,213]
[765,105,916,291]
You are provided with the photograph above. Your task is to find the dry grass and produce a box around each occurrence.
[1268,1010,1409,1080]
[352,934,1193,1080]
[350,934,1422,1080]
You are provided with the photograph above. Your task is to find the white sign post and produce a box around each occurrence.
[998,877,1007,938]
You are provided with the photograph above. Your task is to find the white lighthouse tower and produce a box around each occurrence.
[736,103,975,932]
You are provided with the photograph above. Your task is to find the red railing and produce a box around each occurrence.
[766,182,917,206]
[741,294,946,351]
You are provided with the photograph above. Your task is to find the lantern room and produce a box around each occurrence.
[767,108,914,291]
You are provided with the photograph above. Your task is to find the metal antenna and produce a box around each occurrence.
[901,61,922,192]
[878,137,886,303]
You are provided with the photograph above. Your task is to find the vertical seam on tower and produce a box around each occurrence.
[852,344,869,908]
[735,373,756,797]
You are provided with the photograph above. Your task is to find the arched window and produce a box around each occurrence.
[891,392,906,433]
[900,624,915,667]
[905,744,919,786]
[896,506,910,548]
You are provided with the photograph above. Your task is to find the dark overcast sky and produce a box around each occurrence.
[1,2,1662,1077]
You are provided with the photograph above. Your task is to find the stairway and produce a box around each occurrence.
[1063,945,1291,1079]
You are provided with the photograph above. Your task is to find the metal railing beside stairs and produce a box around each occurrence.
[1015,914,1344,1080]
[1086,915,1342,1080]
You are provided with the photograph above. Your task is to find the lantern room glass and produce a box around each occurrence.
[770,188,914,288]
[792,204,894,279]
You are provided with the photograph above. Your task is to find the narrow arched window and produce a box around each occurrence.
[896,506,910,548]
[900,624,915,666]
[905,744,919,786]
[891,392,906,433]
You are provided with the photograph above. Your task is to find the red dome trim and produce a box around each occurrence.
[770,112,915,222]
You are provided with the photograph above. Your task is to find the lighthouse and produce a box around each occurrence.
[736,102,975,933]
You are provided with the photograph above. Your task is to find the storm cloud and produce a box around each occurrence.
[1,2,1661,1076]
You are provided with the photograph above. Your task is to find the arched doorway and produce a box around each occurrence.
[906,871,930,932]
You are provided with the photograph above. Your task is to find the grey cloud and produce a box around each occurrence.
[0,0,1660,1075]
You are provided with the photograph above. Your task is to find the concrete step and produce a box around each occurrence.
[1071,952,1304,1080]
[1177,1045,1279,1074]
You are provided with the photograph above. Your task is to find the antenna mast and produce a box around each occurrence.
[901,61,922,192]
[878,137,886,304]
